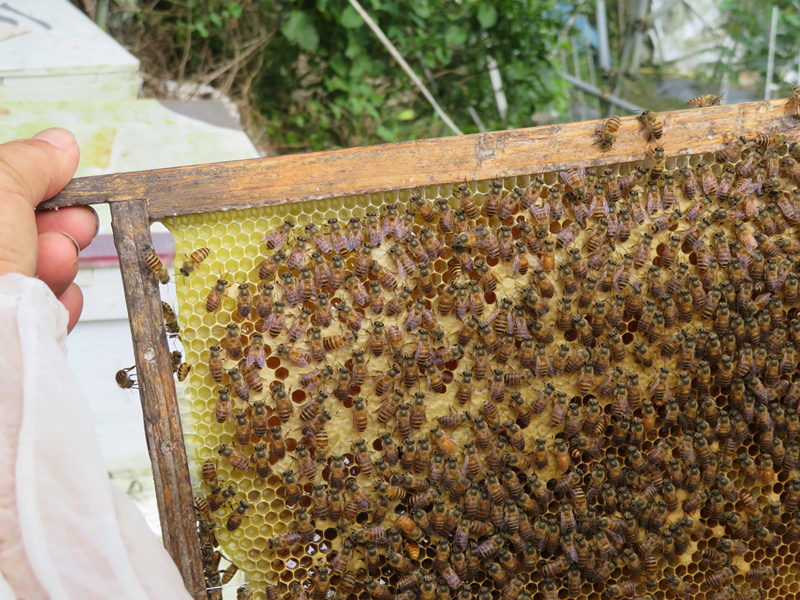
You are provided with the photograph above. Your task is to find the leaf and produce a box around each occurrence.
[340,5,364,28]
[444,25,467,47]
[410,0,430,18]
[195,22,209,38]
[478,4,497,28]
[226,2,243,19]
[377,125,397,141]
[330,55,348,76]
[281,10,319,52]
[350,54,373,77]
[208,12,222,27]
[397,108,416,121]
[435,45,452,64]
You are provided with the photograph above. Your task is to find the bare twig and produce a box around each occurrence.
[199,34,271,89]
[177,6,193,86]
[346,0,464,136]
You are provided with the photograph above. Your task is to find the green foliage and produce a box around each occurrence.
[257,0,568,151]
[716,0,800,94]
[99,0,569,153]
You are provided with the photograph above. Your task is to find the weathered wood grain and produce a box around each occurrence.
[110,200,206,600]
[43,98,800,219]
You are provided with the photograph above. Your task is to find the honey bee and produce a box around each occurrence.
[160,302,181,336]
[219,444,249,472]
[262,221,292,250]
[597,115,621,149]
[206,279,229,313]
[226,500,250,532]
[143,248,170,284]
[753,133,786,148]
[179,247,210,277]
[638,109,664,140]
[176,361,191,382]
[687,94,721,107]
[115,366,137,389]
[787,85,800,116]
[648,146,665,182]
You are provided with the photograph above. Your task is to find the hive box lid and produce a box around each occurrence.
[0,98,261,233]
[0,0,140,100]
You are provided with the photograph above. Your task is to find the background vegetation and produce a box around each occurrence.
[713,0,800,96]
[76,1,800,155]
[94,0,571,153]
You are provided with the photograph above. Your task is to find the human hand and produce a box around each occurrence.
[0,128,97,332]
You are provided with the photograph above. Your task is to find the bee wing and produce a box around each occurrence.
[486,306,500,326]
[571,203,587,225]
[396,260,407,280]
[703,173,718,195]
[414,341,426,363]
[777,196,797,219]
[562,540,579,563]
[647,192,661,215]
[348,231,360,252]
[736,178,757,195]
[460,454,471,475]
[556,226,572,247]
[550,198,564,220]
[429,353,445,369]
[261,315,275,333]
[395,221,408,242]
[541,202,552,224]
[560,511,572,532]
[631,203,645,224]
[606,215,618,237]
[577,166,586,182]
[515,317,529,339]
[588,195,598,216]
[510,253,521,277]
[612,268,625,292]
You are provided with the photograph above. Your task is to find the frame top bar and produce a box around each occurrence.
[42,99,799,220]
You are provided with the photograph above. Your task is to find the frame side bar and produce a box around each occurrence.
[109,200,206,600]
[43,99,798,218]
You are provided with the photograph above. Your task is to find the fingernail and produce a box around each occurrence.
[57,230,81,256]
[90,206,100,236]
[32,128,76,150]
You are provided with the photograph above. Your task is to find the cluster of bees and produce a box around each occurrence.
[116,250,210,389]
[143,99,800,600]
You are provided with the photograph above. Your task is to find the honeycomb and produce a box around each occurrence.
[162,130,800,600]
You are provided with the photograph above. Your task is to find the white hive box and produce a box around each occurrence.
[0,0,140,101]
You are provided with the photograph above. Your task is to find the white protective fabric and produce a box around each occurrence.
[0,273,192,600]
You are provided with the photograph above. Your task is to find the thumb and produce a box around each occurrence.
[0,128,80,276]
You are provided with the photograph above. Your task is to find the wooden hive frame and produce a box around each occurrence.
[42,98,800,599]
